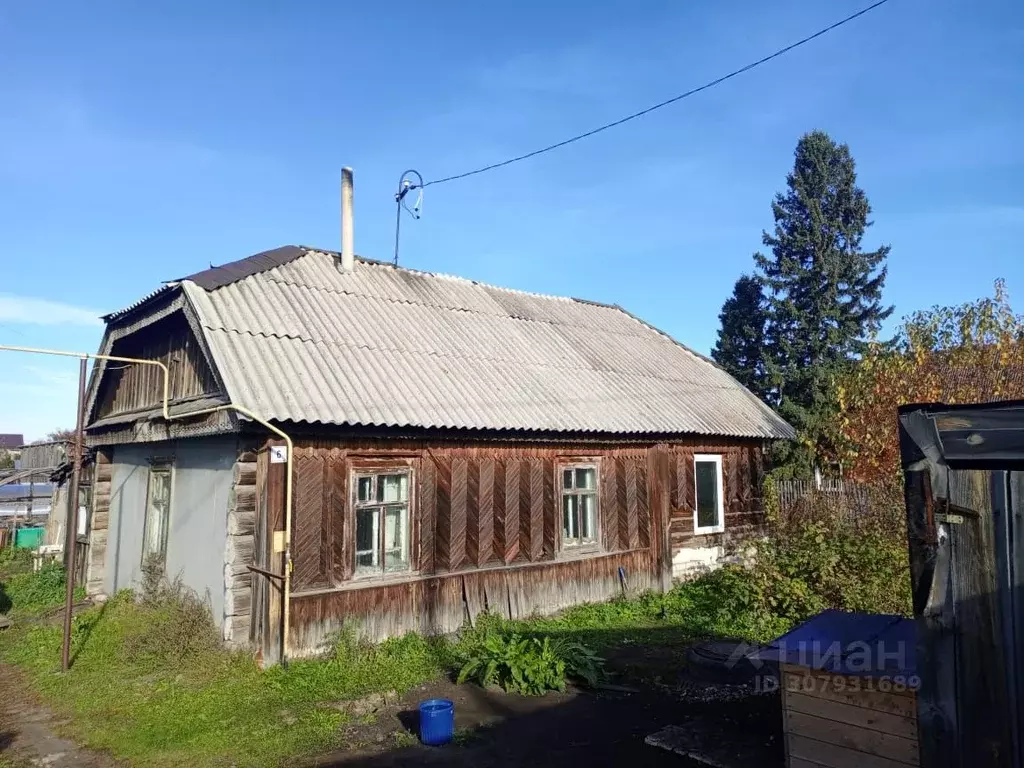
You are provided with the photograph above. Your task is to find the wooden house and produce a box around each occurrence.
[83,245,793,663]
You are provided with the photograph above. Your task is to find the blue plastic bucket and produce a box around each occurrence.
[418,698,454,746]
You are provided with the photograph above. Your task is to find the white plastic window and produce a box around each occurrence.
[693,454,725,534]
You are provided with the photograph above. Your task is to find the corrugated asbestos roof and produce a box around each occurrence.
[170,247,793,439]
[178,245,306,291]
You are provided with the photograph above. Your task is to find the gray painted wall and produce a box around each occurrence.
[106,435,238,626]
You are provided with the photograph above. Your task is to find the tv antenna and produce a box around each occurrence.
[393,169,423,266]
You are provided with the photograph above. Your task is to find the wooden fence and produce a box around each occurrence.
[775,478,873,519]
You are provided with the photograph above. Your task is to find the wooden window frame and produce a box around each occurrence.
[557,461,601,554]
[76,483,92,539]
[142,461,174,567]
[693,453,725,534]
[349,466,415,581]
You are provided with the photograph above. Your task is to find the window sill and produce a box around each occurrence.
[557,546,604,561]
[292,570,420,597]
[692,526,726,536]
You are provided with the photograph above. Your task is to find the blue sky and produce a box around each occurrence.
[1,0,1022,440]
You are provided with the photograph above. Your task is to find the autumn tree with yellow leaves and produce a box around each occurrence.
[833,279,1024,483]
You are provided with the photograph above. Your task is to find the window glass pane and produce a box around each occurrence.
[562,469,573,489]
[575,468,595,490]
[695,460,720,529]
[355,507,378,570]
[383,505,408,571]
[562,494,577,541]
[145,470,171,559]
[77,487,91,537]
[357,476,373,503]
[145,509,164,556]
[378,474,407,503]
[356,551,376,569]
[580,493,596,540]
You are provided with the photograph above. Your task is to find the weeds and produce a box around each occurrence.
[122,569,220,664]
[0,562,83,617]
[458,633,567,695]
[393,730,418,748]
[0,585,445,767]
[452,727,480,746]
[455,614,606,695]
[265,626,450,707]
[0,545,33,577]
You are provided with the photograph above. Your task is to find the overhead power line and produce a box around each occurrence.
[420,0,893,188]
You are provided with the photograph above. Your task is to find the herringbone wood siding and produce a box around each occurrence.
[477,459,495,566]
[418,458,436,574]
[502,459,519,563]
[668,443,765,549]
[449,457,468,571]
[293,451,328,590]
[268,436,765,655]
[285,438,762,591]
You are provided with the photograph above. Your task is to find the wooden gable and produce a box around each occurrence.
[92,310,222,422]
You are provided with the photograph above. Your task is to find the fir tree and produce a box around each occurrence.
[712,274,768,399]
[754,130,892,472]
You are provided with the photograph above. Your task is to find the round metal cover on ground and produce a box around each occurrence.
[687,640,771,684]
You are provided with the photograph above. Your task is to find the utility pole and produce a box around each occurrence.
[60,357,87,672]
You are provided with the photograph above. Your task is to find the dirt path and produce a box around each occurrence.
[0,664,113,767]
[312,674,783,768]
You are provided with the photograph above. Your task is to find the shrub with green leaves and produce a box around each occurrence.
[456,616,605,695]
[662,564,792,643]
[757,480,912,621]
[551,637,605,688]
[458,633,568,695]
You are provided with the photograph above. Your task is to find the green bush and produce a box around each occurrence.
[458,633,567,695]
[552,637,605,688]
[663,564,792,643]
[456,615,606,695]
[756,480,913,622]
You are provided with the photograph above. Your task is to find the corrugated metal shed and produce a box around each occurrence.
[107,247,794,439]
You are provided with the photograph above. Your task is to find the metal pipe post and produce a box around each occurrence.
[61,357,88,672]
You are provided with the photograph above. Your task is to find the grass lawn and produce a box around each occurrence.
[0,591,451,767]
[0,548,792,767]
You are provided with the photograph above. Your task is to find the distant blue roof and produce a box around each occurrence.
[0,483,55,499]
[760,609,917,678]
